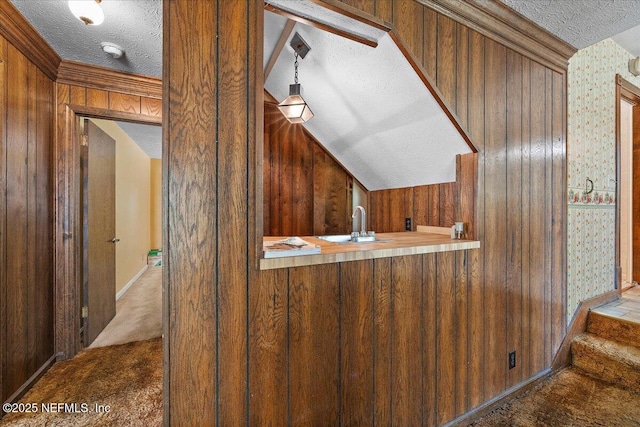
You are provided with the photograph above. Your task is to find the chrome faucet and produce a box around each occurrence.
[352,205,367,235]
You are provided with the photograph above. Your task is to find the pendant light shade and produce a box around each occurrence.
[68,0,104,26]
[278,84,314,124]
[278,33,313,124]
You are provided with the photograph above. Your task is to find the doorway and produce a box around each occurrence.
[80,117,163,348]
[617,75,640,292]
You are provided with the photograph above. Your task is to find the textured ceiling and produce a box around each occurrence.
[501,0,640,51]
[9,0,161,77]
[264,9,471,191]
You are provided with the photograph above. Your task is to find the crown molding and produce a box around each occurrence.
[57,60,162,99]
[0,0,60,80]
[417,0,577,73]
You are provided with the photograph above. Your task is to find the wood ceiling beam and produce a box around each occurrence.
[264,19,295,81]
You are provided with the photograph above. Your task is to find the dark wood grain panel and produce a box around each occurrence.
[164,0,218,423]
[86,88,108,109]
[289,264,340,425]
[141,97,162,117]
[528,60,547,375]
[373,257,392,425]
[108,92,141,115]
[5,43,30,398]
[26,59,38,375]
[340,260,375,426]
[35,67,53,377]
[250,268,288,425]
[457,153,477,239]
[0,34,6,404]
[389,188,405,232]
[291,119,313,236]
[422,252,437,426]
[456,23,469,126]
[217,0,251,423]
[313,144,350,235]
[506,48,523,388]
[437,250,456,424]
[439,181,456,227]
[390,255,423,425]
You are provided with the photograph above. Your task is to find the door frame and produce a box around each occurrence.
[615,74,640,293]
[54,104,161,360]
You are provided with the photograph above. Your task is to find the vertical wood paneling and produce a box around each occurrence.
[483,38,508,399]
[551,71,566,356]
[5,44,29,398]
[164,0,218,422]
[521,57,532,379]
[466,27,486,410]
[544,68,553,367]
[249,268,288,426]
[373,258,392,425]
[217,0,249,423]
[439,182,456,227]
[422,253,437,426]
[436,15,457,109]
[393,0,423,63]
[340,260,375,426]
[388,188,405,232]
[506,48,523,387]
[0,34,7,403]
[529,60,547,375]
[373,0,392,22]
[454,250,469,416]
[289,264,340,425]
[35,68,53,378]
[26,59,37,376]
[436,251,456,424]
[422,8,438,79]
[390,256,423,425]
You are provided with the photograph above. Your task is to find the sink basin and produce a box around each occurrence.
[317,234,352,243]
[316,234,389,244]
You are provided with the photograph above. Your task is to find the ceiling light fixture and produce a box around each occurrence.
[101,42,124,59]
[68,0,104,26]
[277,33,313,124]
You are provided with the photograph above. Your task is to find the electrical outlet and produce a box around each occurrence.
[508,351,516,370]
[405,217,412,231]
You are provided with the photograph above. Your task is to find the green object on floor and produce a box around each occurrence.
[148,249,162,256]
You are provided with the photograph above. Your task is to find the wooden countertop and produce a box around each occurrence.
[260,228,480,270]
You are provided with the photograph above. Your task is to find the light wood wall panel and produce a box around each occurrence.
[0,37,54,404]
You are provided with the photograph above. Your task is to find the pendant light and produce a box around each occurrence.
[278,33,313,124]
[68,0,104,26]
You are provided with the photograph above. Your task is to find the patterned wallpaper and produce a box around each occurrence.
[567,39,640,321]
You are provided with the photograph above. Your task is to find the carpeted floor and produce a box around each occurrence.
[0,338,162,426]
[471,367,640,426]
[90,266,162,348]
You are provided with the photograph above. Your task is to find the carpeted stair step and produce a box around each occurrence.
[572,333,640,392]
[588,311,640,349]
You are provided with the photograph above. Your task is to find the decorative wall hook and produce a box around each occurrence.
[585,177,594,195]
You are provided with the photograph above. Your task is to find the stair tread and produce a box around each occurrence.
[573,333,640,362]
[587,310,640,349]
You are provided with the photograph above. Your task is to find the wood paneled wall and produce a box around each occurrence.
[264,97,354,236]
[0,34,54,404]
[368,153,478,236]
[339,0,567,407]
[165,0,568,425]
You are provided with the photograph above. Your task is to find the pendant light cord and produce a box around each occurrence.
[294,52,299,84]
